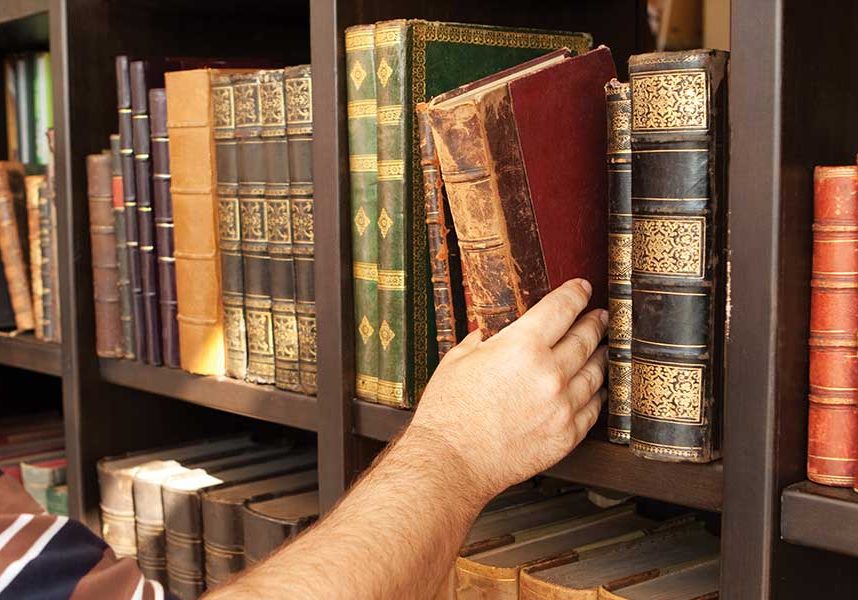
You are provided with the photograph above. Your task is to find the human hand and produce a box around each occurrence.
[404,279,608,504]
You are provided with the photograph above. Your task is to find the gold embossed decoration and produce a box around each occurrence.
[608,360,632,416]
[377,57,393,88]
[607,95,631,154]
[631,69,708,132]
[240,201,266,241]
[291,200,314,244]
[377,207,394,238]
[379,320,395,350]
[259,78,285,126]
[218,199,240,241]
[233,81,261,127]
[246,311,273,353]
[212,85,234,130]
[632,216,705,278]
[608,233,632,281]
[350,60,367,90]
[358,315,375,344]
[267,200,292,243]
[632,359,703,423]
[298,317,317,362]
[608,298,632,348]
[354,205,371,236]
[274,315,299,360]
[285,73,312,125]
[223,307,246,352]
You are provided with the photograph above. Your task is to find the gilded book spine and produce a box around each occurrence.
[263,71,301,392]
[808,166,858,487]
[605,80,632,445]
[374,21,410,407]
[234,72,275,384]
[285,65,317,395]
[346,24,380,402]
[629,50,729,463]
[0,163,33,331]
[110,134,135,358]
[212,74,247,379]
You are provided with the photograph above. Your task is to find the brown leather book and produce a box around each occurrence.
[0,162,33,331]
[165,68,254,375]
[43,128,60,343]
[241,489,320,566]
[87,154,123,358]
[808,165,858,487]
[202,468,318,588]
[428,48,614,338]
[601,558,719,600]
[25,174,44,339]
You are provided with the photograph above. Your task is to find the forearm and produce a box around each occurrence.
[208,426,488,600]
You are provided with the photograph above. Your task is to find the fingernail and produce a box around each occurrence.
[575,279,592,294]
[599,309,609,325]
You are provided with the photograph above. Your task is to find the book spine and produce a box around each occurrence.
[235,73,275,384]
[33,53,51,166]
[116,56,146,361]
[86,153,123,358]
[4,60,19,163]
[15,56,33,165]
[166,69,226,376]
[110,134,134,358]
[461,253,478,333]
[25,175,44,339]
[134,477,169,584]
[374,21,410,407]
[130,61,162,365]
[164,488,206,598]
[261,70,301,392]
[149,88,180,368]
[46,484,68,516]
[37,179,52,339]
[808,166,858,487]
[285,65,317,396]
[346,25,381,402]
[202,500,243,588]
[211,75,247,379]
[605,80,632,445]
[629,50,729,463]
[44,128,60,342]
[0,164,33,330]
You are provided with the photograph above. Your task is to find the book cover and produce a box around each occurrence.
[241,489,319,566]
[0,161,33,331]
[21,455,66,510]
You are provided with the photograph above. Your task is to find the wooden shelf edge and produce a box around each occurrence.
[352,399,723,512]
[99,358,319,431]
[781,481,858,558]
[0,334,62,376]
[0,0,49,25]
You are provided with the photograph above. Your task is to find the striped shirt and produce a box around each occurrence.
[0,473,176,599]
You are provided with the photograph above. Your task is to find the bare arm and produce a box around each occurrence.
[205,279,608,600]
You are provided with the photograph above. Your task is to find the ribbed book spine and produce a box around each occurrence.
[629,50,729,463]
[261,70,301,392]
[346,24,380,401]
[605,80,632,445]
[235,72,275,384]
[110,134,134,358]
[808,166,858,487]
[211,74,247,379]
[285,65,317,395]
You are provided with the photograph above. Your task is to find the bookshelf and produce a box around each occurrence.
[0,0,852,597]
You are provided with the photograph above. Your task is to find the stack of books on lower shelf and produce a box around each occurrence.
[96,434,318,600]
[0,412,67,515]
[86,58,317,396]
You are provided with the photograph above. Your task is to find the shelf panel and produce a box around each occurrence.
[0,0,48,25]
[100,359,318,431]
[0,334,61,376]
[352,399,723,512]
[782,481,858,558]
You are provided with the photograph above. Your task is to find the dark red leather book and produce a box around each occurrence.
[428,47,614,337]
[808,165,858,487]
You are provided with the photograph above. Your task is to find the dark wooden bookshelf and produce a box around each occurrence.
[0,334,61,376]
[0,0,851,596]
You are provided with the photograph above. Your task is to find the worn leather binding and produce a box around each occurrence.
[150,88,180,368]
[416,102,468,359]
[234,72,275,384]
[285,65,317,395]
[116,56,146,360]
[262,70,301,392]
[628,50,729,463]
[241,489,320,566]
[210,73,247,379]
[110,134,135,358]
[346,24,381,401]
[428,48,613,336]
[0,162,33,331]
[202,469,318,588]
[130,60,162,365]
[605,80,633,445]
[44,129,61,342]
[25,175,44,339]
[87,154,123,358]
[808,166,858,487]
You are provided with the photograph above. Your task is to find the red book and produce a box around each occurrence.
[808,165,858,487]
[427,47,615,337]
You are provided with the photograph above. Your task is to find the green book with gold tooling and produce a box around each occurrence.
[372,20,591,407]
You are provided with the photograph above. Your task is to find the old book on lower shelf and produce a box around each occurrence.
[241,489,319,566]
[629,50,729,463]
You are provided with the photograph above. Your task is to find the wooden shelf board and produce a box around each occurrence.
[782,481,858,558]
[352,398,723,512]
[0,0,48,25]
[100,359,319,431]
[0,334,61,376]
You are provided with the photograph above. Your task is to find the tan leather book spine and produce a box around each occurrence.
[25,175,44,339]
[0,162,33,331]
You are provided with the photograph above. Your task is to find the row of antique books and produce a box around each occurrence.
[445,483,719,600]
[345,20,729,464]
[807,161,858,492]
[97,435,319,600]
[87,58,317,395]
[4,52,53,169]
[0,412,67,516]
